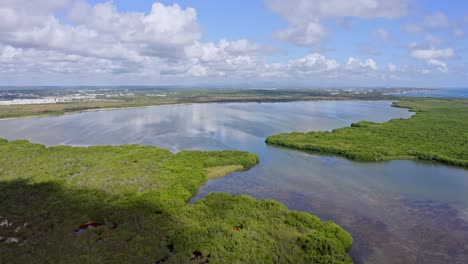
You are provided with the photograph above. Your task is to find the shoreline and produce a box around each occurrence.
[0,96,398,121]
[265,98,468,168]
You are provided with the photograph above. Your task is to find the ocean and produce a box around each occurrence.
[393,88,468,98]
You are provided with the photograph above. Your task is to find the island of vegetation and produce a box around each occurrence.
[266,98,468,167]
[0,139,352,263]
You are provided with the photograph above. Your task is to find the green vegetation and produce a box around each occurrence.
[0,88,393,119]
[266,98,468,167]
[0,139,352,263]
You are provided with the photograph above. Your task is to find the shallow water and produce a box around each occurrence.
[0,101,467,264]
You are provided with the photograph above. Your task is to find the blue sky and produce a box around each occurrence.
[0,0,467,87]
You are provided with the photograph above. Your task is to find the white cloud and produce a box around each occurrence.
[424,12,450,28]
[0,0,73,35]
[345,57,378,73]
[265,0,409,47]
[0,8,20,30]
[265,0,409,20]
[219,39,262,55]
[275,21,327,47]
[0,45,21,61]
[68,0,91,23]
[186,41,228,63]
[453,28,465,38]
[426,34,443,45]
[387,63,398,72]
[0,1,284,81]
[373,28,389,41]
[408,41,422,49]
[405,12,459,36]
[404,24,423,33]
[1,0,71,15]
[187,65,210,77]
[427,59,448,73]
[0,1,201,62]
[410,48,455,60]
[409,46,454,73]
[268,54,381,79]
[0,44,141,75]
[359,47,382,56]
[287,53,340,74]
[0,0,456,85]
[68,1,201,47]
[184,39,264,77]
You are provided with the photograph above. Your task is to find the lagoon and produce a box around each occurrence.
[0,101,467,263]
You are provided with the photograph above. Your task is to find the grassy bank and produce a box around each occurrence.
[266,98,468,167]
[0,139,352,263]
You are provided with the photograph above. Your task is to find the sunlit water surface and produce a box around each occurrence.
[0,101,467,264]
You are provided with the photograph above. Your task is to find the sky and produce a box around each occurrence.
[0,0,467,88]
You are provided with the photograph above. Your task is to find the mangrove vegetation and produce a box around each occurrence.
[0,139,352,263]
[266,98,468,167]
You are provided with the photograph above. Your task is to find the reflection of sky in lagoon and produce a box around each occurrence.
[0,101,413,149]
[0,100,467,264]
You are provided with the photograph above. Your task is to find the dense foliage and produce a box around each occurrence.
[266,99,468,167]
[0,139,352,263]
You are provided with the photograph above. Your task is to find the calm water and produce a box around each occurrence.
[391,88,468,98]
[0,101,467,264]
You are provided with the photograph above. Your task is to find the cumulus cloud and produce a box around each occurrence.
[265,0,409,47]
[267,54,381,79]
[409,46,454,73]
[0,0,390,82]
[76,2,200,47]
[1,0,449,84]
[287,53,340,74]
[0,44,140,75]
[1,1,200,61]
[410,48,455,60]
[0,1,266,79]
[0,0,71,17]
[180,39,271,78]
[1,0,308,82]
[345,57,378,73]
[186,39,262,63]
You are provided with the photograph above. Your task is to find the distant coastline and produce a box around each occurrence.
[0,87,400,120]
[387,88,468,98]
